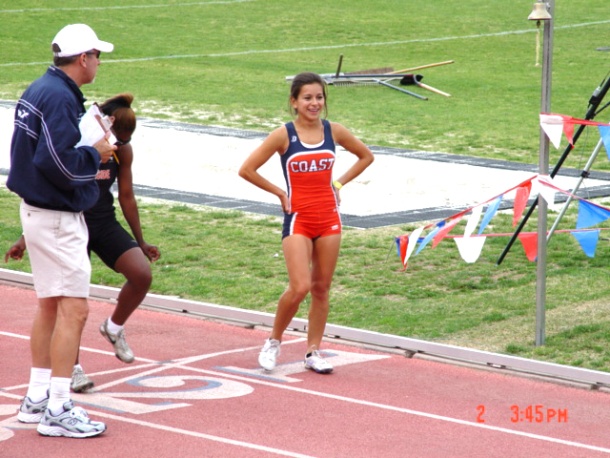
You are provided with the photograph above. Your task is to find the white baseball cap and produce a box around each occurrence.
[51,24,114,57]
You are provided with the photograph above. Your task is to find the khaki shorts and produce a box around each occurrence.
[20,201,91,298]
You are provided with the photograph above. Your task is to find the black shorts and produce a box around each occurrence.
[87,218,139,270]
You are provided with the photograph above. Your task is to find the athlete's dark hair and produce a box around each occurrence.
[289,72,328,118]
[100,93,136,134]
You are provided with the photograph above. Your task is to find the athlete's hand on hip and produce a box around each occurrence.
[279,193,290,213]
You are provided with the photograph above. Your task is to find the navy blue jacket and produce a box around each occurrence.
[7,66,101,212]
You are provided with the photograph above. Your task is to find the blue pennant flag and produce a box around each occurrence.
[576,200,610,229]
[571,230,600,258]
[599,125,610,161]
[415,225,441,255]
[478,196,503,235]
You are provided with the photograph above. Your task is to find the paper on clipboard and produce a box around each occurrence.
[75,103,117,147]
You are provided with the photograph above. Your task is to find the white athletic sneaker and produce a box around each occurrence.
[17,393,48,423]
[258,339,281,371]
[71,366,94,393]
[99,319,134,363]
[304,350,333,374]
[37,401,106,438]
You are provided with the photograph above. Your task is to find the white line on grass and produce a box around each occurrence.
[0,0,254,14]
[2,20,609,68]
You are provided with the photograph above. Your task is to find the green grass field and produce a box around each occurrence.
[1,1,609,162]
[2,1,610,373]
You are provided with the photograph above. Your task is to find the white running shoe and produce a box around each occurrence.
[258,339,281,371]
[304,350,333,374]
[100,319,135,363]
[37,401,106,438]
[71,366,94,393]
[17,393,48,423]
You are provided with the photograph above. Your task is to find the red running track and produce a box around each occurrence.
[1,283,610,457]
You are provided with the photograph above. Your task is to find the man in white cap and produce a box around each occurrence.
[7,24,116,438]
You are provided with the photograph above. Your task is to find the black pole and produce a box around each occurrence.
[496,72,610,265]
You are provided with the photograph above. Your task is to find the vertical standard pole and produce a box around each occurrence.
[535,1,554,346]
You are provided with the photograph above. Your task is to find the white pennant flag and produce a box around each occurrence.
[535,175,557,205]
[463,205,483,238]
[405,226,425,264]
[540,114,564,149]
[454,236,487,263]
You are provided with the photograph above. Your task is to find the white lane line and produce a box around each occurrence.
[0,1,254,14]
[92,338,306,391]
[2,331,608,453]
[0,329,305,392]
[2,20,610,68]
[0,334,311,457]
[0,390,313,458]
[172,364,610,455]
[81,410,316,458]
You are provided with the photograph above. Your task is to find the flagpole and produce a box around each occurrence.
[535,0,554,346]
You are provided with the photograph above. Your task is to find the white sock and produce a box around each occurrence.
[106,318,123,335]
[47,377,71,415]
[26,367,51,402]
[73,364,83,372]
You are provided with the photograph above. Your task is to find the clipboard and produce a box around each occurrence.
[75,103,119,162]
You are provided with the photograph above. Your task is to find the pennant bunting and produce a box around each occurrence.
[518,232,538,262]
[406,227,425,259]
[464,205,483,238]
[454,236,486,263]
[539,114,564,149]
[571,230,600,258]
[540,113,610,149]
[394,162,610,269]
[513,181,532,226]
[535,175,557,205]
[562,119,575,146]
[599,125,610,161]
[576,200,610,229]
[478,196,502,234]
[415,225,441,255]
[432,217,462,247]
[397,227,425,270]
[395,235,409,269]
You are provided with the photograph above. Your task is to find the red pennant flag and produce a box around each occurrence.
[432,218,461,247]
[513,181,532,226]
[397,235,409,270]
[518,232,538,261]
[562,119,575,146]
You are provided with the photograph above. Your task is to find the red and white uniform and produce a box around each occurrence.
[280,120,342,239]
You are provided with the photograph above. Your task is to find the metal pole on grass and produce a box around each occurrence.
[529,0,554,346]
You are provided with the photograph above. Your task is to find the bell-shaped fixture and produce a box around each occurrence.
[528,1,552,21]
